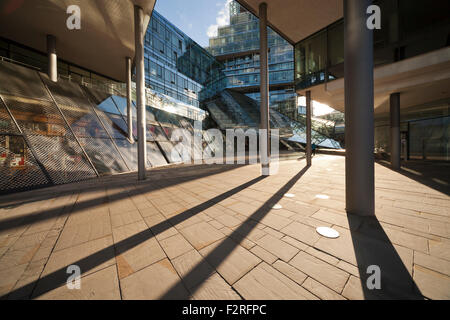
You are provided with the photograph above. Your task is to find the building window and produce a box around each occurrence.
[157,65,163,79]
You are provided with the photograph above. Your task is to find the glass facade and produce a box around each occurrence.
[0,37,118,86]
[293,0,450,160]
[207,1,297,121]
[208,1,291,57]
[145,11,224,108]
[374,100,450,161]
[294,0,450,90]
[0,59,223,193]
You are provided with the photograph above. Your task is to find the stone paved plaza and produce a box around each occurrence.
[0,155,449,300]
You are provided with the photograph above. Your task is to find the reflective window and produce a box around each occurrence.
[295,0,450,90]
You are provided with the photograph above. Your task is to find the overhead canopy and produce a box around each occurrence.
[237,0,343,44]
[237,0,450,117]
[298,47,450,116]
[0,0,156,82]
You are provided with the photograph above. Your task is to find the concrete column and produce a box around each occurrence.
[344,0,374,216]
[390,92,401,169]
[259,2,270,176]
[47,35,57,82]
[125,57,133,142]
[135,5,147,180]
[306,91,312,166]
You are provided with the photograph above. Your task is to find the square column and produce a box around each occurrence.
[390,92,401,169]
[344,0,375,216]
[135,5,147,180]
[259,2,270,176]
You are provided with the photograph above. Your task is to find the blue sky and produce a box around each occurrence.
[154,0,232,48]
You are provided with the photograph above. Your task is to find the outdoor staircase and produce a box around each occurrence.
[219,91,257,127]
[204,101,238,130]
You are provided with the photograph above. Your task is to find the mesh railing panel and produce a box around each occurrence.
[3,95,97,184]
[0,60,222,193]
[148,141,169,167]
[44,78,110,139]
[27,134,96,184]
[104,112,129,137]
[43,76,89,108]
[0,135,49,191]
[115,139,138,171]
[82,86,111,105]
[0,101,20,134]
[95,108,129,140]
[160,125,174,141]
[0,61,51,101]
[78,137,128,175]
[2,95,68,136]
[158,141,182,163]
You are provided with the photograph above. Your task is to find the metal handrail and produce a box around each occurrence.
[0,57,206,122]
[0,56,42,71]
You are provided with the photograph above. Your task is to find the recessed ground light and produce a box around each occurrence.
[315,194,330,199]
[284,193,295,198]
[316,226,340,238]
[272,204,283,209]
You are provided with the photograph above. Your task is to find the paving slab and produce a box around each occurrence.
[120,259,189,300]
[233,262,314,300]
[0,156,448,300]
[199,238,261,285]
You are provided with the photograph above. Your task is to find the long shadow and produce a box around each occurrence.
[159,165,310,299]
[377,160,450,195]
[347,215,424,299]
[3,175,266,299]
[0,163,247,233]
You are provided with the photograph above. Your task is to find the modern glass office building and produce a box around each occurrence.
[144,11,224,109]
[0,2,344,194]
[294,0,450,160]
[207,1,298,120]
[0,8,221,194]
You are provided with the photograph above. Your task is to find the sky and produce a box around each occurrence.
[154,0,232,48]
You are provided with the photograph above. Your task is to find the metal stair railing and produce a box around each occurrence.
[220,91,256,127]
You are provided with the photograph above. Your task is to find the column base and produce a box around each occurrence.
[261,165,271,176]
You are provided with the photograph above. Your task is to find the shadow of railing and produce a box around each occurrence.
[2,174,267,299]
[0,164,247,233]
[377,160,450,196]
[159,165,310,299]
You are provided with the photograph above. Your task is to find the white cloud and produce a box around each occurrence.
[206,0,232,38]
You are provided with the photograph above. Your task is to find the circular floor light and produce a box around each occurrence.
[272,204,283,209]
[316,226,340,239]
[315,194,330,199]
[284,193,295,198]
